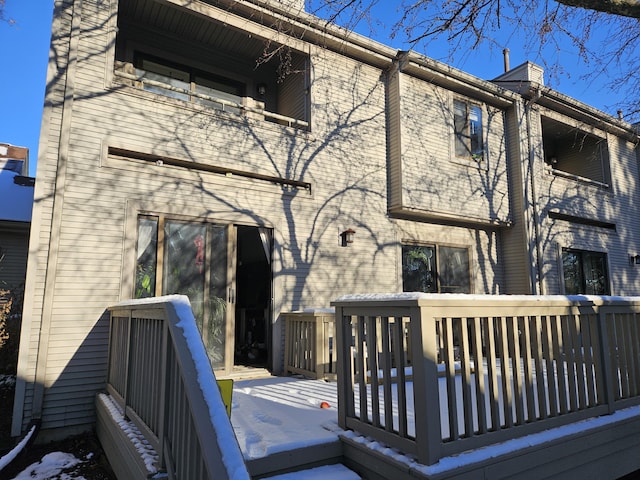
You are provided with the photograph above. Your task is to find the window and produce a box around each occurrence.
[402,244,471,293]
[454,99,484,161]
[562,248,610,295]
[135,54,246,113]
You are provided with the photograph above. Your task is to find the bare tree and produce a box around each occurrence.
[306,0,640,121]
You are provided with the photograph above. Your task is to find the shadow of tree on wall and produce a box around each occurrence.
[15,0,401,439]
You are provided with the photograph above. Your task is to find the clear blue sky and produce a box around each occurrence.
[0,1,627,179]
[0,1,53,177]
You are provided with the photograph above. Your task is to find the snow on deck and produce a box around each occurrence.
[231,375,640,475]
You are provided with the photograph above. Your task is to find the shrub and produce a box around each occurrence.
[0,287,23,376]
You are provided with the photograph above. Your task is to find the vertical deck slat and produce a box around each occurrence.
[562,315,579,412]
[485,317,500,430]
[472,317,487,434]
[508,316,524,425]
[521,316,536,422]
[392,316,408,437]
[498,316,513,428]
[367,315,381,427]
[460,319,474,437]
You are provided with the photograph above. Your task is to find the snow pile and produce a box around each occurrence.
[97,393,158,473]
[12,452,82,479]
[0,424,37,472]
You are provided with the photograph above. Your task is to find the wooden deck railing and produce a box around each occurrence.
[332,294,640,466]
[100,296,249,480]
[283,309,337,380]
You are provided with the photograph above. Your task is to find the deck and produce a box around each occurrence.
[96,295,640,479]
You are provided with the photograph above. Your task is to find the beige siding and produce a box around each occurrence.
[531,106,640,295]
[500,102,533,294]
[16,0,640,441]
[0,226,30,289]
[17,0,396,434]
[396,74,511,225]
[387,62,402,210]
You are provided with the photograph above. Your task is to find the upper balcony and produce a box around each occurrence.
[542,116,610,188]
[113,0,310,130]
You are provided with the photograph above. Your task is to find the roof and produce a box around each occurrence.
[0,161,34,223]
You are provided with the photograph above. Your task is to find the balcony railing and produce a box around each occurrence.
[98,295,249,480]
[283,309,337,380]
[332,293,640,466]
[113,66,309,129]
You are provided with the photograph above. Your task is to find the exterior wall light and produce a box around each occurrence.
[257,83,267,96]
[340,228,355,247]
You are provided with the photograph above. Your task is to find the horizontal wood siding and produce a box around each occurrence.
[397,74,511,225]
[0,228,30,289]
[278,54,308,122]
[532,106,640,295]
[13,0,76,435]
[19,0,398,434]
[500,103,532,294]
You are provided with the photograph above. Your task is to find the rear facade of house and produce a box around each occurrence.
[13,0,640,440]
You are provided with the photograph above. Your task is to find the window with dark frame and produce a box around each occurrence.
[453,99,484,162]
[562,248,610,295]
[402,244,471,294]
[134,54,246,112]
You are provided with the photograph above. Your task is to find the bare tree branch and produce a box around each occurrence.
[555,0,640,18]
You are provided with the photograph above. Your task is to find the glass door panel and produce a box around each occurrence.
[207,225,236,371]
[163,222,207,332]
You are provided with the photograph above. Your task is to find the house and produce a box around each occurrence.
[12,0,640,445]
[0,144,33,293]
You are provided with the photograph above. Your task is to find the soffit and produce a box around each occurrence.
[118,0,274,60]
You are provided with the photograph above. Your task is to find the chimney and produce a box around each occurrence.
[503,48,510,73]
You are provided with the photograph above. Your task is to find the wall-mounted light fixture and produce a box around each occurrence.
[257,83,267,96]
[631,255,640,265]
[340,228,356,247]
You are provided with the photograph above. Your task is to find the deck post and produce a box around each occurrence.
[335,304,352,429]
[412,303,442,466]
[597,304,617,414]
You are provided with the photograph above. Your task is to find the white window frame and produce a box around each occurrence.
[451,97,486,166]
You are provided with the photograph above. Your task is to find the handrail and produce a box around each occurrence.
[105,295,249,480]
[113,69,310,129]
[332,293,640,466]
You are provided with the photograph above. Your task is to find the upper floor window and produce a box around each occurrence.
[542,116,610,186]
[402,244,471,293]
[453,99,484,162]
[135,55,246,114]
[562,248,610,295]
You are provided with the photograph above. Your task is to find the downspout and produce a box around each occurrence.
[524,87,544,295]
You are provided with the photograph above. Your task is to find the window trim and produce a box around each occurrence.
[401,242,473,294]
[559,246,611,296]
[452,97,485,165]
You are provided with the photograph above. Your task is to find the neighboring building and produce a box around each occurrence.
[0,144,34,292]
[12,0,640,441]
